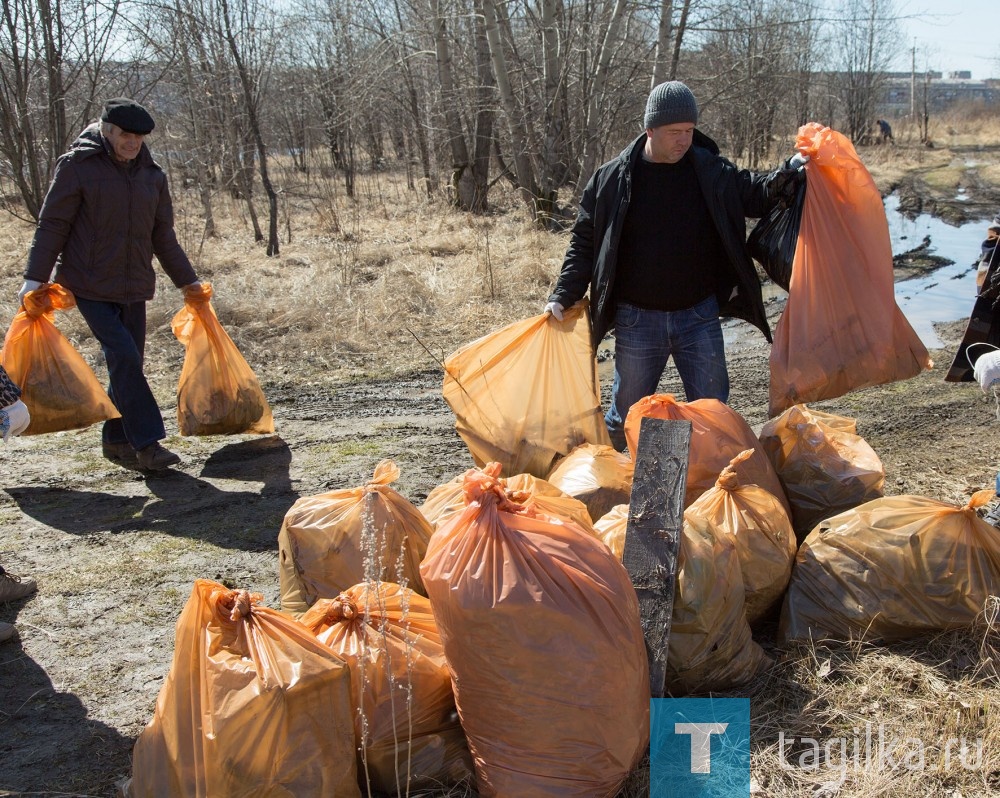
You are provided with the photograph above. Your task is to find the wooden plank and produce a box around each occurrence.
[621,416,691,698]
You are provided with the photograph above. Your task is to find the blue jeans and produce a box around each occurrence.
[75,297,165,450]
[605,296,729,450]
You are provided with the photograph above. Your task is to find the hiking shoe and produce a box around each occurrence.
[0,568,37,603]
[0,622,16,643]
[102,441,138,466]
[137,442,181,471]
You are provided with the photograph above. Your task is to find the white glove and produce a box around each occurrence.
[17,280,42,306]
[788,152,809,169]
[1,400,30,441]
[974,349,1000,392]
[544,301,564,321]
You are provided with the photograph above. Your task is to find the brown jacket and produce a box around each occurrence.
[24,124,196,302]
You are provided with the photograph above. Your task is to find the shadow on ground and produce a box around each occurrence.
[0,596,133,795]
[5,437,298,551]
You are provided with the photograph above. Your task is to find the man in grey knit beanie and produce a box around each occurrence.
[644,80,699,129]
[546,79,806,450]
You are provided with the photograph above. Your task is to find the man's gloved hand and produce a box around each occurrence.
[544,301,564,321]
[787,152,809,170]
[17,280,42,307]
[974,349,1000,393]
[0,400,30,441]
[767,153,809,204]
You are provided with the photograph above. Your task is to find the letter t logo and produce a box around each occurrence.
[675,722,729,773]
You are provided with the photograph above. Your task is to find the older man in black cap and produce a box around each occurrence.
[17,97,201,471]
[545,80,805,450]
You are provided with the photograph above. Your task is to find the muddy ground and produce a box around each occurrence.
[1,178,999,796]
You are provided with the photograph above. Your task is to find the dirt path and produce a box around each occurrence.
[2,316,997,795]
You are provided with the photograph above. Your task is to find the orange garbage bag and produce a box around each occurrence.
[419,467,595,534]
[779,490,1000,644]
[419,465,649,797]
[685,450,797,625]
[126,580,359,798]
[278,460,432,615]
[545,442,634,523]
[1,283,119,434]
[624,393,790,515]
[300,583,474,794]
[593,503,630,559]
[760,404,885,541]
[172,282,274,435]
[442,300,610,478]
[769,123,932,416]
[593,498,767,694]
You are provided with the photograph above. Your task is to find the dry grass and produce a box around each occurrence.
[0,165,565,395]
[747,600,1000,797]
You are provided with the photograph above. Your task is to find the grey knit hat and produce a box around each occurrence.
[644,81,698,129]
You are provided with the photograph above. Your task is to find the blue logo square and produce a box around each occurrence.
[650,697,750,797]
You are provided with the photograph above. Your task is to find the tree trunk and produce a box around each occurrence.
[651,0,673,87]
[469,8,495,214]
[219,0,280,254]
[432,0,473,209]
[668,0,691,80]
[480,0,541,219]
[578,0,628,182]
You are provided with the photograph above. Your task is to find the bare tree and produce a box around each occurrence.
[831,0,902,143]
[0,0,121,219]
[217,0,281,254]
[363,0,438,197]
[480,0,543,218]
[431,0,494,211]
[699,1,803,167]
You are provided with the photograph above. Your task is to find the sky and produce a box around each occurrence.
[893,1,999,79]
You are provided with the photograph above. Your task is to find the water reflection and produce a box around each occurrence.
[884,194,982,349]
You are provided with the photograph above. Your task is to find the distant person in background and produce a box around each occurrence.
[16,98,202,472]
[876,119,894,144]
[545,80,806,450]
[0,364,37,644]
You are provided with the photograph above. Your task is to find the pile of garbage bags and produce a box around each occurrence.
[126,381,997,796]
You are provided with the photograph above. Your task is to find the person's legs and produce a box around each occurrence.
[668,294,730,403]
[75,297,166,451]
[0,565,37,643]
[605,303,671,450]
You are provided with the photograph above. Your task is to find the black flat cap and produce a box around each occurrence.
[101,98,155,134]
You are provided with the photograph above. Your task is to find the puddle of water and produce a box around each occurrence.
[884,194,983,349]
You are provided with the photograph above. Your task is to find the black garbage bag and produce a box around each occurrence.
[748,178,807,291]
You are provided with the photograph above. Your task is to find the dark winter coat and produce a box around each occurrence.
[549,131,778,351]
[946,235,1000,382]
[24,124,196,303]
